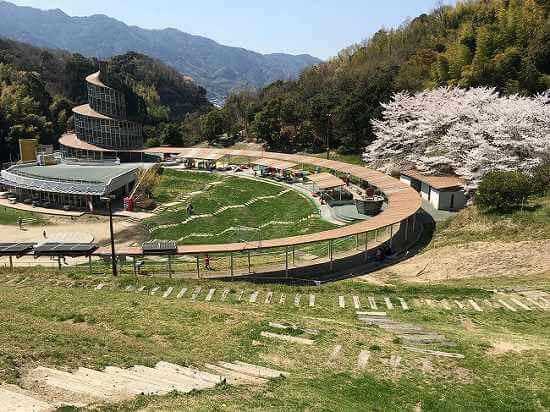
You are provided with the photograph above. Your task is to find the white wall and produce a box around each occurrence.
[400,175,411,186]
[420,182,430,202]
[432,189,467,211]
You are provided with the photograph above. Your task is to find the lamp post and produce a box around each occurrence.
[101,195,117,277]
[325,113,333,160]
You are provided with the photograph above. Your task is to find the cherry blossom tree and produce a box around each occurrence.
[363,87,550,189]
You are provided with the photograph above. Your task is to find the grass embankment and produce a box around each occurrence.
[0,269,549,410]
[145,171,337,245]
[429,195,550,249]
[152,169,221,203]
[0,207,44,226]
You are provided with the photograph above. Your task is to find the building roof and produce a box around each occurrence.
[11,163,138,184]
[401,170,464,190]
[178,149,227,161]
[73,104,115,121]
[251,158,298,171]
[85,71,109,88]
[307,172,345,190]
[59,133,110,152]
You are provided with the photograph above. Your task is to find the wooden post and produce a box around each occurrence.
[375,229,378,242]
[285,247,289,278]
[329,240,334,272]
[196,256,200,279]
[292,246,295,266]
[57,256,62,271]
[247,251,251,274]
[9,255,13,270]
[88,255,93,275]
[355,233,359,249]
[230,252,234,279]
[364,232,368,262]
[132,256,136,276]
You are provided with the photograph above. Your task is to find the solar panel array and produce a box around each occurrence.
[33,243,98,257]
[142,240,177,254]
[0,243,35,257]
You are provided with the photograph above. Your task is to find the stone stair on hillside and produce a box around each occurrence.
[3,360,288,411]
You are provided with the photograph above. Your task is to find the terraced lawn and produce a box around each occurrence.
[145,171,338,245]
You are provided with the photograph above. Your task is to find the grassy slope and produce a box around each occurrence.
[429,196,550,249]
[146,172,337,244]
[0,271,548,411]
[0,207,44,226]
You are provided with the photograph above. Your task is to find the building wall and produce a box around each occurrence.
[400,175,411,186]
[420,182,431,202]
[434,189,467,211]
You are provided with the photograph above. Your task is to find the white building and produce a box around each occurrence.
[400,170,466,211]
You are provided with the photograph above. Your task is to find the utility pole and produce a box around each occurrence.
[101,195,117,277]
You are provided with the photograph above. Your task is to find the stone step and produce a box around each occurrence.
[0,385,54,412]
[203,364,267,385]
[131,365,213,390]
[72,367,156,396]
[338,296,345,309]
[221,289,230,301]
[309,294,315,307]
[357,350,370,369]
[162,287,174,298]
[265,291,273,304]
[176,287,188,298]
[155,362,224,385]
[103,366,194,393]
[403,346,465,359]
[352,296,361,309]
[384,297,394,310]
[221,361,288,379]
[30,367,114,400]
[205,288,216,301]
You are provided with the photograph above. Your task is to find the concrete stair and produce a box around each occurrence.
[4,360,288,411]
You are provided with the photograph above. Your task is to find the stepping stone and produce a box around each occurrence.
[221,289,230,301]
[162,287,174,298]
[454,300,465,309]
[510,298,531,311]
[368,296,378,310]
[338,296,345,309]
[294,294,301,307]
[232,361,289,378]
[357,311,387,317]
[389,354,401,368]
[176,287,188,298]
[125,285,135,292]
[498,299,517,312]
[260,331,314,345]
[468,299,483,312]
[237,290,244,301]
[150,286,160,295]
[0,386,54,411]
[352,296,361,309]
[403,346,465,359]
[191,287,202,300]
[203,364,267,385]
[398,298,409,310]
[384,297,394,310]
[309,294,315,307]
[249,291,258,303]
[425,299,436,308]
[523,297,545,310]
[205,288,216,301]
[265,291,273,304]
[155,361,224,384]
[95,283,105,290]
[441,299,452,310]
[357,350,370,369]
[329,344,342,361]
[279,294,286,304]
[539,297,550,308]
[137,286,146,292]
[482,299,493,308]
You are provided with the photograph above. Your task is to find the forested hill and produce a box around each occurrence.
[215,0,550,154]
[0,1,321,103]
[0,38,212,162]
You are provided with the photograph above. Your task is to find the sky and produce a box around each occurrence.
[9,0,456,59]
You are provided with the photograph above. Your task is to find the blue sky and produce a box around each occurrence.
[10,0,455,59]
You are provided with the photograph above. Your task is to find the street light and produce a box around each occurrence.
[325,113,333,160]
[100,195,117,277]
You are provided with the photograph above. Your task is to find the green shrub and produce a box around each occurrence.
[476,170,532,212]
[530,160,550,196]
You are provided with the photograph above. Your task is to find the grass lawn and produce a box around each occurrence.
[145,172,338,245]
[0,269,549,411]
[0,206,44,226]
[152,169,222,203]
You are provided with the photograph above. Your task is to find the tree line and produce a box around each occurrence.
[190,0,550,154]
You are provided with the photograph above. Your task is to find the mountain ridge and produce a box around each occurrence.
[0,1,321,103]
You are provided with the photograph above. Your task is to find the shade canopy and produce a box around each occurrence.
[308,172,345,190]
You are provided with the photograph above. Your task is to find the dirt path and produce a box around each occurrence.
[368,240,550,282]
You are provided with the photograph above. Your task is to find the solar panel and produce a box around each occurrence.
[0,243,35,257]
[142,240,177,254]
[33,242,98,257]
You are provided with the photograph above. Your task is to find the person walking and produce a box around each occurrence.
[43,228,47,239]
[17,216,22,230]
[186,203,194,217]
